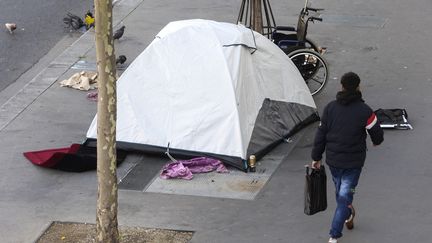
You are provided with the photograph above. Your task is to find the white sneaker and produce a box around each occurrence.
[328,238,338,243]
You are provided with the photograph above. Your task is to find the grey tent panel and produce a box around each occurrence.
[247,98,319,159]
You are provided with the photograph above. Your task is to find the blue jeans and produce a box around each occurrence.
[328,166,362,238]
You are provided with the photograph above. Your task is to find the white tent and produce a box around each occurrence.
[86,19,318,171]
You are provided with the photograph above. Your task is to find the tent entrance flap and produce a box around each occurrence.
[247,99,319,160]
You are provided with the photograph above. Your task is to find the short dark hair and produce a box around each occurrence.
[341,72,360,91]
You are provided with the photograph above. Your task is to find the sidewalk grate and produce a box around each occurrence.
[117,131,304,200]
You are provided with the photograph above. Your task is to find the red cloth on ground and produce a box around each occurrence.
[23,144,81,168]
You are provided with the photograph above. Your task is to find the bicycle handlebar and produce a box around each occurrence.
[309,16,323,22]
[306,7,324,12]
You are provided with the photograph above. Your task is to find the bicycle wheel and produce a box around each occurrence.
[288,49,329,96]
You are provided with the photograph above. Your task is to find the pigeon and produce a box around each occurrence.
[113,26,125,40]
[5,23,17,34]
[116,55,127,65]
[63,12,85,30]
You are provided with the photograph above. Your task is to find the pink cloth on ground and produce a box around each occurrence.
[87,91,98,101]
[160,157,229,180]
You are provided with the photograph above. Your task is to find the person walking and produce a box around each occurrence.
[310,72,384,243]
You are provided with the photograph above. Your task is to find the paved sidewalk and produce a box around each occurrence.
[1,0,431,242]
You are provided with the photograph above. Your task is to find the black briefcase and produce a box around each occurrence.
[304,165,327,215]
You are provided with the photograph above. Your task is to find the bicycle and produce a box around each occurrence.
[271,0,329,95]
[237,0,329,96]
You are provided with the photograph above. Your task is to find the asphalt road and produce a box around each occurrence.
[0,0,93,92]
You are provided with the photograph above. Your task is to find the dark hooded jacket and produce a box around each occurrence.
[311,91,384,168]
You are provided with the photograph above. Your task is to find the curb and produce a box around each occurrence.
[0,0,144,132]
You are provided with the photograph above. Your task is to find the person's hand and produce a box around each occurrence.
[372,143,379,147]
[311,160,321,169]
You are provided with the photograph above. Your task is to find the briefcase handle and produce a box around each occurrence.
[305,165,324,175]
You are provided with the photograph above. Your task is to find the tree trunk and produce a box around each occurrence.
[252,0,263,34]
[94,0,119,242]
